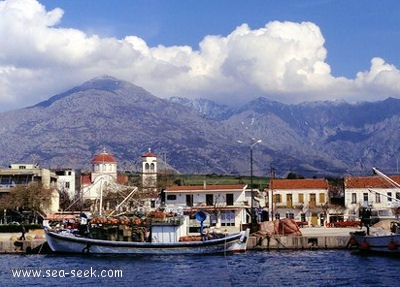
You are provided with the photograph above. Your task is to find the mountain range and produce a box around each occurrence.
[1,75,400,178]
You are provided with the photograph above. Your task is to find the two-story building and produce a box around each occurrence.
[344,175,400,222]
[269,178,329,226]
[0,164,60,218]
[163,184,261,233]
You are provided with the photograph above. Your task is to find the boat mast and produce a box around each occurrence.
[99,177,103,216]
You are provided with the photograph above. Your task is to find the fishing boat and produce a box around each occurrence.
[44,211,250,255]
[350,220,400,255]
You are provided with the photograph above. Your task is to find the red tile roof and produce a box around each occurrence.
[270,178,328,189]
[345,175,400,188]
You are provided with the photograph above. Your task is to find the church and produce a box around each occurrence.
[80,148,159,214]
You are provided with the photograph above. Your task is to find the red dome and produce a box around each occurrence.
[92,152,116,163]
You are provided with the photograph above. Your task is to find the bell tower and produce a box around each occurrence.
[141,148,157,190]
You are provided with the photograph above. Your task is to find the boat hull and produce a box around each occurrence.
[351,233,400,255]
[45,229,250,255]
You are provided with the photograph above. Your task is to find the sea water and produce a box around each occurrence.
[0,250,399,287]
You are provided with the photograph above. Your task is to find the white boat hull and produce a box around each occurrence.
[351,233,400,255]
[45,229,250,255]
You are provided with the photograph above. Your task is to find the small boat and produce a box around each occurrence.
[350,221,400,255]
[44,211,250,255]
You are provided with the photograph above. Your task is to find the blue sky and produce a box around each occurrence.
[1,0,400,111]
[40,0,400,78]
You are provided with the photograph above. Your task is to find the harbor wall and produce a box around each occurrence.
[248,234,352,250]
[247,227,358,250]
[0,231,47,254]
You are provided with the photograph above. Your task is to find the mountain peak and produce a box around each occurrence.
[30,75,138,109]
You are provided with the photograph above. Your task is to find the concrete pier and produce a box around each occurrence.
[0,230,47,254]
[248,227,360,250]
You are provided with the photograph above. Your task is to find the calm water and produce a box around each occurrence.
[0,250,399,287]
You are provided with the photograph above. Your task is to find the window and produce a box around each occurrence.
[396,192,400,201]
[351,193,357,204]
[319,193,325,204]
[65,182,70,189]
[221,211,235,226]
[286,194,293,208]
[298,193,304,203]
[226,194,234,206]
[186,194,193,206]
[375,193,381,203]
[363,192,368,204]
[273,194,281,203]
[309,193,316,208]
[387,192,392,202]
[166,195,176,201]
[206,194,213,206]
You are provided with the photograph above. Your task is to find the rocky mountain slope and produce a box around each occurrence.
[1,76,400,177]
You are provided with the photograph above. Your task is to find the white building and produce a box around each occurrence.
[55,169,76,199]
[344,175,400,221]
[164,184,259,233]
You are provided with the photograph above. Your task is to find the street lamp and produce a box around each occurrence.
[250,139,262,226]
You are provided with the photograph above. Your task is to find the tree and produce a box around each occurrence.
[2,182,54,218]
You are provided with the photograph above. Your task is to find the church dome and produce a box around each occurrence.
[91,150,117,164]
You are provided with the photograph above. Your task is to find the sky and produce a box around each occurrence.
[0,0,400,112]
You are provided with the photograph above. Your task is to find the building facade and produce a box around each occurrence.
[163,184,260,233]
[269,178,329,226]
[0,164,59,216]
[54,169,76,200]
[344,175,400,221]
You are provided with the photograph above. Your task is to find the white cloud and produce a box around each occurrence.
[0,0,400,112]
